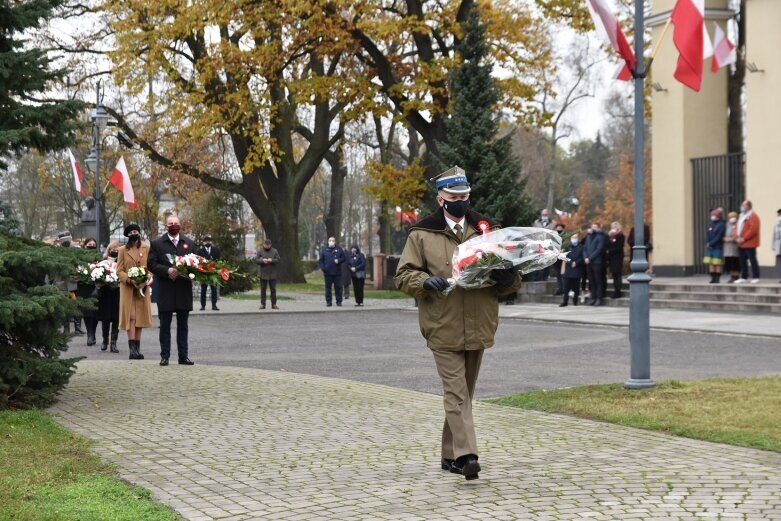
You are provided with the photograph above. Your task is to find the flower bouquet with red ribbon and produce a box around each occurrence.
[166,253,236,286]
[443,225,566,294]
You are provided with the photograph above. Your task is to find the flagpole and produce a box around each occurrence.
[625,0,655,390]
[649,16,673,62]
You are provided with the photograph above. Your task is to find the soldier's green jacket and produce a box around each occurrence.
[394,209,521,351]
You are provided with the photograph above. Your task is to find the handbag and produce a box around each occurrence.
[354,270,365,280]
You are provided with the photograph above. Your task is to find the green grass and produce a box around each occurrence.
[234,271,410,300]
[0,410,178,521]
[490,376,781,452]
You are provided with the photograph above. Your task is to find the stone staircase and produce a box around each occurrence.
[516,276,781,314]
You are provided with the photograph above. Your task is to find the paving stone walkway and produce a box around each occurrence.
[50,361,781,520]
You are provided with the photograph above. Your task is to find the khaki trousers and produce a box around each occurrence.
[432,349,484,460]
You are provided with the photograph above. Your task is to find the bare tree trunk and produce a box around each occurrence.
[324,145,347,241]
[546,128,558,211]
[378,200,392,254]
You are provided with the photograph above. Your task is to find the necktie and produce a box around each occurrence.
[454,223,463,242]
[172,238,178,248]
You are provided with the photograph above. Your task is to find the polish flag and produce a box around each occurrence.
[586,0,636,80]
[671,0,708,91]
[67,149,86,196]
[109,156,136,208]
[711,23,736,72]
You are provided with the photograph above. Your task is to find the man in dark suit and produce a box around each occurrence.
[196,234,220,311]
[583,222,607,306]
[147,215,196,366]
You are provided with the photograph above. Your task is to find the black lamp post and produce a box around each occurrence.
[84,81,110,249]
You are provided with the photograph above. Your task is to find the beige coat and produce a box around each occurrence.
[394,210,521,351]
[117,244,153,330]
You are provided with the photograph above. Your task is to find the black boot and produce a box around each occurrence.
[559,297,569,307]
[134,340,144,360]
[128,340,136,359]
[101,321,109,351]
[109,323,119,353]
[714,273,721,284]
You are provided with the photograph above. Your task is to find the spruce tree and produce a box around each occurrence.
[0,0,83,170]
[0,234,91,409]
[437,8,535,226]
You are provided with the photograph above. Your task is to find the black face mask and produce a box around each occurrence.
[128,235,140,244]
[85,245,97,250]
[442,199,469,219]
[109,252,119,259]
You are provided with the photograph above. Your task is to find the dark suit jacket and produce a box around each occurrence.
[196,244,221,261]
[148,234,196,312]
[584,231,606,264]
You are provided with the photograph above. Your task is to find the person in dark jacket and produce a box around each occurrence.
[319,236,346,307]
[560,234,585,307]
[196,234,221,311]
[76,237,100,345]
[347,244,367,306]
[98,241,121,353]
[254,239,280,309]
[341,254,352,300]
[606,222,626,298]
[583,222,607,306]
[704,208,726,283]
[552,224,566,295]
[147,215,196,366]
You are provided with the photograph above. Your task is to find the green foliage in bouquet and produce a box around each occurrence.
[219,259,257,295]
[0,235,91,409]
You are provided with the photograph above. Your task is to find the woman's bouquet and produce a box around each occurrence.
[166,253,235,285]
[444,226,567,294]
[75,260,119,288]
[126,266,150,298]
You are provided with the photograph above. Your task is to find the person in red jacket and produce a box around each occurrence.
[735,200,761,283]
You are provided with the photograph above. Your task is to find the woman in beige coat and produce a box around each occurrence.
[117,223,153,360]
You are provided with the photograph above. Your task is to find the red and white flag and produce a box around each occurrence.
[67,149,87,196]
[109,156,136,208]
[586,0,636,81]
[671,0,712,91]
[711,23,736,72]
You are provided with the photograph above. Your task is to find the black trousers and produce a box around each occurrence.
[738,248,760,279]
[324,274,342,304]
[563,278,580,303]
[159,310,189,360]
[586,263,604,301]
[609,259,623,297]
[261,278,277,305]
[200,284,218,308]
[352,277,365,304]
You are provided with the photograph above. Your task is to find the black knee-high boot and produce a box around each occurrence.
[101,321,110,351]
[110,322,119,353]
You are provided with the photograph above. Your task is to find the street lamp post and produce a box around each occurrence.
[85,81,110,249]
[625,0,655,389]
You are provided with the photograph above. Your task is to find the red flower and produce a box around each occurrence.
[219,268,230,281]
[477,220,490,235]
[534,244,544,254]
[505,244,517,252]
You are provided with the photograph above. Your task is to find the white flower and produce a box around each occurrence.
[189,273,195,279]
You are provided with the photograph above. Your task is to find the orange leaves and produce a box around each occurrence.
[364,159,425,212]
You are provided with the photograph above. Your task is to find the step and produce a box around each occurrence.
[517,293,781,314]
[647,283,781,295]
[648,290,781,303]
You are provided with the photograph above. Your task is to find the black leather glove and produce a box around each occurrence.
[490,267,517,287]
[423,276,449,292]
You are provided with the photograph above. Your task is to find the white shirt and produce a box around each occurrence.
[168,234,180,246]
[737,210,752,236]
[444,215,466,235]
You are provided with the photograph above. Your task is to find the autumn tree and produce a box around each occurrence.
[103,1,372,281]
[343,0,552,180]
[0,0,83,170]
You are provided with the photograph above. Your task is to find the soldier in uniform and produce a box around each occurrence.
[394,166,521,480]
